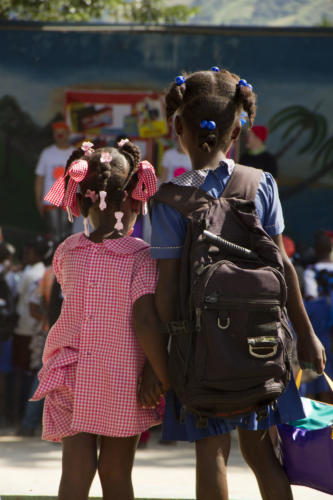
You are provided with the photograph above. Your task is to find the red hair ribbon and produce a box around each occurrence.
[44,159,88,217]
[131,160,157,214]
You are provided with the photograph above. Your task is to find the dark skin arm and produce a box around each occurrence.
[29,302,43,321]
[135,260,180,408]
[155,259,180,323]
[133,293,170,407]
[137,362,164,409]
[272,234,326,374]
[140,259,180,406]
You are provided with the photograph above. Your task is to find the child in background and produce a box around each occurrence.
[17,254,56,436]
[302,230,333,403]
[159,140,192,183]
[0,242,18,427]
[12,236,50,423]
[32,140,169,500]
[150,68,325,500]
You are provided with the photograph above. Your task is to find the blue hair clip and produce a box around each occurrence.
[237,79,253,91]
[211,66,220,72]
[240,112,247,126]
[200,120,216,130]
[175,75,186,86]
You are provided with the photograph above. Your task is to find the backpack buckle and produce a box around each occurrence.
[167,320,190,335]
[217,314,230,330]
[248,337,279,358]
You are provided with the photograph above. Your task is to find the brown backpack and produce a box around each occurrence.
[154,165,293,427]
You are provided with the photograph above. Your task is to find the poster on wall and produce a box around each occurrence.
[65,89,168,163]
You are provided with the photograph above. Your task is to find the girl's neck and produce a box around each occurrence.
[89,229,124,243]
[189,150,228,171]
[88,219,131,243]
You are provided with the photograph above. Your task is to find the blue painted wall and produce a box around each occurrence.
[0,23,332,246]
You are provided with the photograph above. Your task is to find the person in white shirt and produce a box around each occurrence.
[12,236,50,422]
[159,141,192,184]
[35,122,74,241]
[304,231,333,300]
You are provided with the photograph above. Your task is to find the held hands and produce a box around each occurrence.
[297,332,326,375]
[138,362,169,409]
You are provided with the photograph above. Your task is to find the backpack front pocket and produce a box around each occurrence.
[195,299,285,391]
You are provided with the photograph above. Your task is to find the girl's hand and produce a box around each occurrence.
[297,332,326,374]
[138,362,164,409]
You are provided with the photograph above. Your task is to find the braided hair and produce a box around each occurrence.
[165,69,257,153]
[65,140,141,218]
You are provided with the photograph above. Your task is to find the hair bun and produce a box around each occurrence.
[199,133,217,154]
[120,140,141,169]
[165,81,186,120]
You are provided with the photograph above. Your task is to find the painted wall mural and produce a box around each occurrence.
[0,23,332,245]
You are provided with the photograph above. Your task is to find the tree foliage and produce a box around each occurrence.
[121,0,199,24]
[0,0,199,23]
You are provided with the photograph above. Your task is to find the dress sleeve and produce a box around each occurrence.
[256,172,285,237]
[131,250,159,305]
[150,202,188,259]
[52,241,66,287]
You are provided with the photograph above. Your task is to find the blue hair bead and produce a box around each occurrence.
[239,111,247,127]
[175,75,186,86]
[240,111,247,126]
[211,66,220,72]
[200,120,208,129]
[238,79,247,86]
[207,121,216,130]
[237,78,253,91]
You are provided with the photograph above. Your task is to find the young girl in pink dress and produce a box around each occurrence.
[32,139,169,500]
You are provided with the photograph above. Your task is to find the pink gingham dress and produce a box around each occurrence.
[32,232,161,442]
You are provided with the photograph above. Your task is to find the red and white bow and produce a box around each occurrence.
[131,161,157,214]
[44,159,88,217]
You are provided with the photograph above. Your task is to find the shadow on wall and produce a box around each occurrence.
[0,96,63,235]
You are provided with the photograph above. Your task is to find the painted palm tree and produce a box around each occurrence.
[269,104,328,160]
[269,104,333,199]
[285,136,333,197]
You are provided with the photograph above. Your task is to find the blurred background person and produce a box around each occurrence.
[17,242,61,436]
[159,140,192,184]
[11,236,52,424]
[302,230,333,403]
[0,241,18,428]
[240,125,278,179]
[34,121,74,240]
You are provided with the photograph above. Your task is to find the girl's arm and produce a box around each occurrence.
[272,234,326,374]
[155,259,180,322]
[133,293,170,392]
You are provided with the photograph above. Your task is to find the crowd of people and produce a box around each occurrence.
[0,235,62,434]
[0,66,331,500]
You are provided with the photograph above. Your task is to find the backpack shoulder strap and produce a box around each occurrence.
[152,182,212,218]
[222,164,263,201]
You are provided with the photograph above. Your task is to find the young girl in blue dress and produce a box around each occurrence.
[149,68,326,500]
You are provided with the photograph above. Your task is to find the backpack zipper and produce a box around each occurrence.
[197,259,286,307]
[195,307,202,331]
[204,296,281,306]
